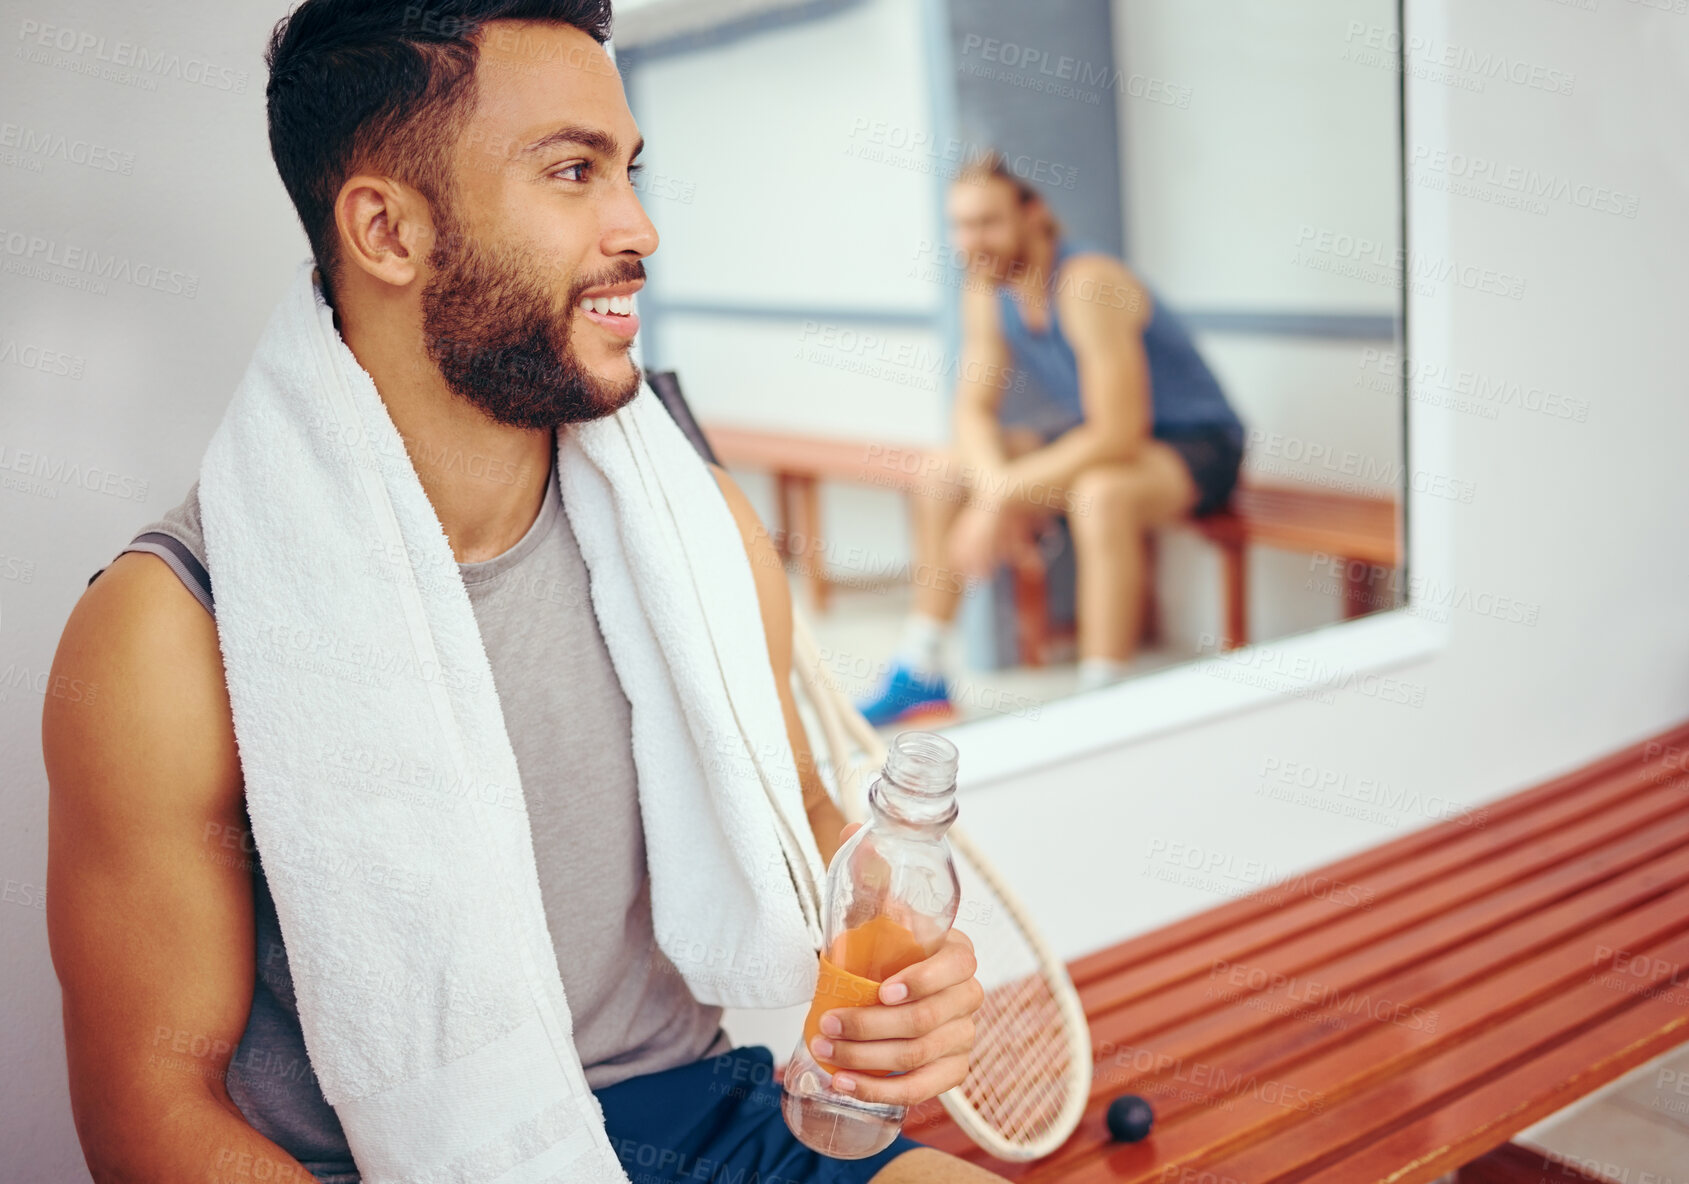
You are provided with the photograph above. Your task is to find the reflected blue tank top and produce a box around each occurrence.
[994,237,1243,445]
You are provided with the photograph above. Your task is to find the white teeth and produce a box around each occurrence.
[581,294,635,316]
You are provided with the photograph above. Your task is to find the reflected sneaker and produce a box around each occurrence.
[855,660,955,727]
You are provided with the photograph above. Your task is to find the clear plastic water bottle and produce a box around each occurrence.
[782,730,961,1158]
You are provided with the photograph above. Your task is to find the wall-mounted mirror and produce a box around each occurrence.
[617,0,1406,733]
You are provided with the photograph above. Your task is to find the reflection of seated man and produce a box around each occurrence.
[859,151,1246,725]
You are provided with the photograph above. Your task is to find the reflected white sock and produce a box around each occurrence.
[1076,656,1132,692]
[897,613,950,679]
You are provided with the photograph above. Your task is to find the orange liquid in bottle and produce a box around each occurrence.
[801,913,929,1077]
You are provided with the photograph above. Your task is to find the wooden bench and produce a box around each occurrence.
[894,721,1689,1182]
[1015,482,1400,665]
[703,422,939,614]
[1193,483,1401,650]
[703,422,1399,663]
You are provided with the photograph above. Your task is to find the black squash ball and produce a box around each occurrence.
[1106,1093,1155,1143]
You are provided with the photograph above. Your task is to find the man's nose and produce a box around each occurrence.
[603,185,659,259]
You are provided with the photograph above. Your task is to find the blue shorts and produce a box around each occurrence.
[592,1044,929,1184]
[1157,422,1244,517]
[1002,417,1243,518]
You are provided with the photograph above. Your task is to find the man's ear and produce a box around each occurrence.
[333,173,435,289]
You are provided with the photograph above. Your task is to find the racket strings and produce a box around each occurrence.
[963,964,1075,1139]
[953,860,1079,1143]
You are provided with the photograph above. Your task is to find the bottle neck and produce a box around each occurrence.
[867,771,958,834]
[868,730,959,834]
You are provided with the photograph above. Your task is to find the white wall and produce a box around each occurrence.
[623,0,945,581]
[3,4,311,1180]
[1115,0,1400,313]
[1113,0,1407,643]
[612,0,828,48]
[3,0,1688,1177]
[626,0,937,313]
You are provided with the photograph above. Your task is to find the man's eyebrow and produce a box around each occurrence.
[522,125,644,162]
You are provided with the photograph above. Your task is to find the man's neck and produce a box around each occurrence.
[1009,230,1057,301]
[336,303,556,566]
[1004,230,1058,323]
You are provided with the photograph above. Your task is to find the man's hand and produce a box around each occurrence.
[948,499,1048,581]
[813,822,985,1106]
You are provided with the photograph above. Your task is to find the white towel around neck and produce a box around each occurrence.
[195,259,826,1183]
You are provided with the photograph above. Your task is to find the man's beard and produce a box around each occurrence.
[419,217,644,430]
[965,239,1022,282]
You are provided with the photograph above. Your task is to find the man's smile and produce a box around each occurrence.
[577,279,642,339]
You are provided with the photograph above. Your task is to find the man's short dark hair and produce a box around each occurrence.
[264,0,614,302]
[954,148,1064,240]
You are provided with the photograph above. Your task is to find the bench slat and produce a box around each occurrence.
[1202,927,1689,1183]
[1194,486,1400,566]
[1296,984,1689,1183]
[1057,879,1689,1183]
[1066,726,1689,987]
[1084,812,1689,1109]
[704,424,935,491]
[1080,774,1688,1021]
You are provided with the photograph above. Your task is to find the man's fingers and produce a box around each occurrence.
[878,931,979,1008]
[832,1052,971,1108]
[822,977,983,1046]
[811,1014,974,1076]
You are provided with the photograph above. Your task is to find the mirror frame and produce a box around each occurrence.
[940,0,1451,791]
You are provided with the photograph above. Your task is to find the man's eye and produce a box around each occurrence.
[629,162,646,185]
[552,161,589,182]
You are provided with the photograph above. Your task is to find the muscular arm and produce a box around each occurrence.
[709,464,851,868]
[44,553,308,1183]
[987,255,1154,510]
[951,276,1013,482]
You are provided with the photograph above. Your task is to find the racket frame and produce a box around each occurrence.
[789,610,1093,1162]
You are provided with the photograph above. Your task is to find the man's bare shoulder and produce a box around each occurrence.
[45,550,242,828]
[1055,251,1149,326]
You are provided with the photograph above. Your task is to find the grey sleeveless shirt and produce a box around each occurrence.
[88,455,733,1183]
